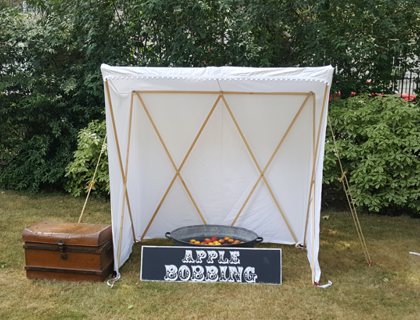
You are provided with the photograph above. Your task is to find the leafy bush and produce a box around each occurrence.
[324,95,420,215]
[65,120,109,198]
[0,7,104,191]
[1,1,420,193]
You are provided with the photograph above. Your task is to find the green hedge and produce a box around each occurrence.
[324,95,420,215]
[64,120,109,198]
[1,1,420,193]
[67,95,420,214]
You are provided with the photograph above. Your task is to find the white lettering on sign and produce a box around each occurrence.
[164,249,258,283]
[228,266,243,282]
[205,266,219,282]
[195,250,207,263]
[164,265,178,281]
[218,251,229,264]
[191,265,205,282]
[206,250,218,264]
[229,251,240,264]
[181,250,195,263]
[244,267,258,283]
[182,249,241,264]
[178,265,191,281]
[219,265,228,282]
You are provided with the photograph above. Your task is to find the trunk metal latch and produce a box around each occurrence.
[57,240,68,260]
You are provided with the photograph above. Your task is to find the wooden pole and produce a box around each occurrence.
[178,95,222,172]
[136,90,309,96]
[138,94,221,240]
[226,93,311,243]
[223,91,309,96]
[116,91,136,268]
[105,82,137,243]
[303,85,329,248]
[78,133,108,223]
[135,92,178,171]
[141,174,178,241]
[311,185,316,283]
[123,91,137,241]
[303,91,317,246]
[230,176,263,227]
[311,92,317,283]
[263,93,312,175]
[135,92,208,227]
[221,95,262,173]
[105,85,138,269]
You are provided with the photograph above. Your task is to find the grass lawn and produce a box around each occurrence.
[0,189,419,320]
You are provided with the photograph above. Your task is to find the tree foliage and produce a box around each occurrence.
[324,95,420,215]
[65,120,109,197]
[1,0,419,195]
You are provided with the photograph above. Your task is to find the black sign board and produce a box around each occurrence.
[140,246,282,284]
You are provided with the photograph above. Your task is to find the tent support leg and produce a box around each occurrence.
[105,88,137,270]
[311,184,316,283]
[311,93,317,283]
[303,85,329,248]
[106,82,137,246]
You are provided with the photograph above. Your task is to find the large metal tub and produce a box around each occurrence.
[165,224,263,247]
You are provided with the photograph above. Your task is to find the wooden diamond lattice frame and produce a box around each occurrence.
[105,81,329,283]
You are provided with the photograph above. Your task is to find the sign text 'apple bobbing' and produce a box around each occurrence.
[164,249,257,283]
[141,246,282,284]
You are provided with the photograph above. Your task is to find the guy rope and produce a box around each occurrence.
[327,115,372,266]
[77,133,108,224]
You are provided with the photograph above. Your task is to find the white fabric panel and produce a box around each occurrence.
[101,64,334,283]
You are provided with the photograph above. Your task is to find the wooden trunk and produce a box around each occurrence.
[22,221,114,282]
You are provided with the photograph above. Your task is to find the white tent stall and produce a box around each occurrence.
[101,64,334,283]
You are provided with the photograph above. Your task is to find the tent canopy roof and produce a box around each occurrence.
[101,64,333,94]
